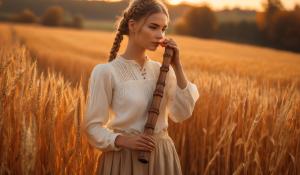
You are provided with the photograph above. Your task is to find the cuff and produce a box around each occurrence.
[176,81,200,103]
[111,132,124,151]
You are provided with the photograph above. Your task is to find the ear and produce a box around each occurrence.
[128,19,137,34]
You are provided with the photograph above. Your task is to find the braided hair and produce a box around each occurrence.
[108,0,169,62]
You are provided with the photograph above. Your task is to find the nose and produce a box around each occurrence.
[155,30,165,40]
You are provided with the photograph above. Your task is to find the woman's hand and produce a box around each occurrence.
[159,37,181,68]
[159,37,188,89]
[115,134,156,152]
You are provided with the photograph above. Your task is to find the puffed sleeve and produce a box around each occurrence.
[166,66,200,123]
[82,64,123,152]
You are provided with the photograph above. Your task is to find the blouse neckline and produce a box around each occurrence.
[117,55,151,69]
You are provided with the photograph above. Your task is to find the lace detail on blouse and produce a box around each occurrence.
[110,58,139,81]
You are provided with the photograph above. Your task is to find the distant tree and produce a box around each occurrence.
[174,5,218,38]
[41,6,64,26]
[12,9,37,23]
[295,4,300,12]
[257,0,300,51]
[263,0,284,14]
[72,14,84,29]
[63,13,84,29]
[216,20,261,44]
[270,10,300,51]
[173,18,188,35]
[258,0,284,34]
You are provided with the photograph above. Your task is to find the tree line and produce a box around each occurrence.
[3,6,83,29]
[1,0,299,52]
[175,0,300,52]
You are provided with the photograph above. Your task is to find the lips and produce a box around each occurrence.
[152,42,161,46]
[152,42,159,47]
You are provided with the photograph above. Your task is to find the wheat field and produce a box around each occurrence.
[0,22,300,175]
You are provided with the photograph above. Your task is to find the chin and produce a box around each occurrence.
[147,46,158,51]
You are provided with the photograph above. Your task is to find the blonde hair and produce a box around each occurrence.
[108,0,169,62]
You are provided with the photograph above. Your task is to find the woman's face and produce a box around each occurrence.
[129,12,169,51]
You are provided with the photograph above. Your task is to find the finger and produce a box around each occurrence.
[168,38,175,43]
[160,41,167,45]
[163,40,170,44]
[166,44,177,50]
[141,135,156,146]
[161,38,168,43]
[139,138,155,150]
[159,38,165,43]
[167,38,175,44]
[160,43,166,47]
[160,43,169,48]
[139,141,155,150]
[140,137,155,149]
[162,38,170,43]
[170,39,177,45]
[136,146,151,152]
[137,142,154,151]
[166,42,177,47]
[167,43,179,50]
[167,43,177,47]
[139,135,155,144]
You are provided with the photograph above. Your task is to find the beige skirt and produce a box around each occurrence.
[96,129,183,175]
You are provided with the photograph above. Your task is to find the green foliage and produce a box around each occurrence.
[269,10,300,50]
[257,0,300,51]
[63,14,84,29]
[41,6,64,26]
[11,9,37,23]
[174,5,218,38]
[72,15,83,29]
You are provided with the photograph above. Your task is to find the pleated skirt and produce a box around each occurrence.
[96,129,183,175]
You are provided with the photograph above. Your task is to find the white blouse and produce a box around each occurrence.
[82,55,200,152]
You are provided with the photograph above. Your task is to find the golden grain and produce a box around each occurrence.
[1,22,299,174]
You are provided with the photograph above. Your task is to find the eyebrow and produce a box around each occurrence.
[149,23,168,28]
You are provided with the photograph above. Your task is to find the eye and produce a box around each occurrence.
[149,26,157,30]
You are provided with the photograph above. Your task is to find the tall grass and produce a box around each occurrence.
[8,23,300,92]
[169,72,300,174]
[0,22,299,174]
[0,41,99,174]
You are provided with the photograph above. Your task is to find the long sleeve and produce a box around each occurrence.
[166,66,200,123]
[82,64,123,152]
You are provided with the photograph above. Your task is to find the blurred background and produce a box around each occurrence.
[1,0,300,52]
[1,1,300,175]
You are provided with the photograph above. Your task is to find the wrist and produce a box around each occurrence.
[115,135,125,148]
[172,62,182,70]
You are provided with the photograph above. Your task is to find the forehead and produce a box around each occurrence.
[145,12,168,26]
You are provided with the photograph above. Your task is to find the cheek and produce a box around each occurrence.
[139,28,154,41]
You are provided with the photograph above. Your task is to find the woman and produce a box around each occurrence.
[82,0,200,174]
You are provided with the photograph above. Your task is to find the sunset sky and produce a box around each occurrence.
[166,0,300,11]
[106,0,300,11]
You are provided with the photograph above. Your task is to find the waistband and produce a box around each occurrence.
[112,128,169,138]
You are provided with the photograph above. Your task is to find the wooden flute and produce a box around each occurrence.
[138,46,174,164]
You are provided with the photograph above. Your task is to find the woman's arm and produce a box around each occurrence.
[172,64,188,89]
[160,37,200,123]
[160,37,188,89]
[83,64,123,152]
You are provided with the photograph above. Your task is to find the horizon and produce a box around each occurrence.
[103,0,300,11]
[167,0,300,11]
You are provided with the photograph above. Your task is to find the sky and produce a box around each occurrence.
[104,0,300,11]
[166,0,300,11]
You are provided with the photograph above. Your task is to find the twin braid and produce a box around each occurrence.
[108,0,155,62]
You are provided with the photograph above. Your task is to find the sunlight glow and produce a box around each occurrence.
[166,0,300,11]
